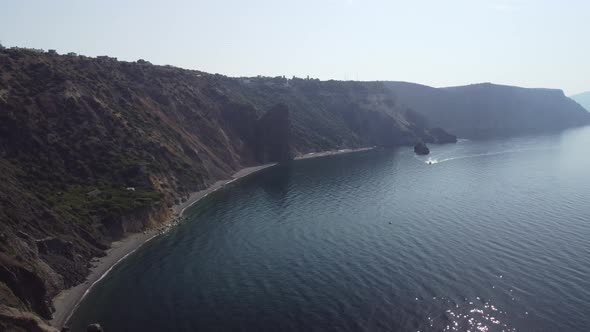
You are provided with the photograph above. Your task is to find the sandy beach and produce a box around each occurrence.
[50,231,161,329]
[51,147,373,329]
[50,163,276,329]
[295,147,375,160]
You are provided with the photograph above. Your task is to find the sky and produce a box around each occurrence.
[0,0,588,95]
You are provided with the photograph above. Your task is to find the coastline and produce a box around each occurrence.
[50,147,373,329]
[50,164,276,329]
[294,147,374,160]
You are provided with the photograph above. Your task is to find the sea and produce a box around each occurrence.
[69,126,590,332]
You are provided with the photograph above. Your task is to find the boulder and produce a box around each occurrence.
[414,142,430,155]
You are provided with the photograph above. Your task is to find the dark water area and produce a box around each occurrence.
[69,127,590,332]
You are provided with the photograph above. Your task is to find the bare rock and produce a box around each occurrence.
[414,142,430,155]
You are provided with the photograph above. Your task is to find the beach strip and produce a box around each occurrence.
[50,163,276,329]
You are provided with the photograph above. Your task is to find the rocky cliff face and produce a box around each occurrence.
[254,103,293,163]
[0,48,452,328]
[0,304,58,332]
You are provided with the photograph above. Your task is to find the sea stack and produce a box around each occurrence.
[414,142,430,155]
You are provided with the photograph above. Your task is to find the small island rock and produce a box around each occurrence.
[414,142,430,155]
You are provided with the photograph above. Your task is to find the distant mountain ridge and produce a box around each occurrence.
[570,91,590,112]
[386,82,590,138]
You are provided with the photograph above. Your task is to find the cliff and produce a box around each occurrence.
[0,48,452,328]
[386,82,590,138]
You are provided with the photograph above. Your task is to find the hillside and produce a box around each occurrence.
[386,82,590,138]
[0,48,454,330]
[570,91,590,112]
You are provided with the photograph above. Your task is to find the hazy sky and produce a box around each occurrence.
[1,0,588,94]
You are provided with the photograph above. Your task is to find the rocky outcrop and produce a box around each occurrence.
[0,305,59,332]
[425,127,458,144]
[414,142,430,155]
[0,235,63,320]
[253,103,293,163]
[35,238,74,260]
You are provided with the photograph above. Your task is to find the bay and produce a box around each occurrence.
[69,126,590,332]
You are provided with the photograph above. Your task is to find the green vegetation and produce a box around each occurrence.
[47,186,163,220]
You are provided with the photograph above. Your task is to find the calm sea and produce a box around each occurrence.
[69,126,590,332]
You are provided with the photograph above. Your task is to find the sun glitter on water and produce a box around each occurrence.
[416,296,518,332]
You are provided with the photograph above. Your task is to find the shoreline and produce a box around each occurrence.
[50,147,373,329]
[294,147,374,160]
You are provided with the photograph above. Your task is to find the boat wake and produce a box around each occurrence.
[419,147,554,165]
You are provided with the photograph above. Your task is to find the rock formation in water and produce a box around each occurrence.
[414,142,430,155]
